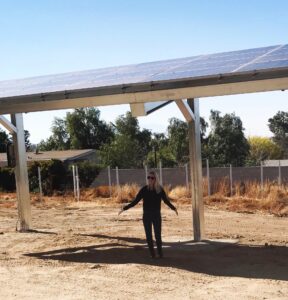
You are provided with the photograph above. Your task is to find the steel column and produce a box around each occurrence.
[11,113,31,231]
[187,98,204,241]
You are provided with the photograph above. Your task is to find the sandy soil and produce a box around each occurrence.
[0,198,287,300]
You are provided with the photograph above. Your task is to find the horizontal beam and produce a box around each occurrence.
[0,76,288,114]
[0,115,17,133]
[175,99,195,122]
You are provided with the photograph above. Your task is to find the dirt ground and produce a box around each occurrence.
[0,198,287,300]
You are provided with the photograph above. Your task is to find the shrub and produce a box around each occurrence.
[0,167,15,191]
[70,161,101,188]
[28,160,67,195]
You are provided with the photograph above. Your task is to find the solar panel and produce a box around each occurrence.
[0,44,288,114]
[1,44,288,100]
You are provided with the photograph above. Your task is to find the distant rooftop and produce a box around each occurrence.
[263,160,288,167]
[0,149,96,167]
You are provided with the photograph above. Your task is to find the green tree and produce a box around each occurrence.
[101,135,141,168]
[115,111,139,137]
[39,108,114,150]
[51,118,70,150]
[167,117,208,165]
[268,111,288,157]
[246,136,283,165]
[147,133,173,168]
[0,128,10,152]
[101,112,152,168]
[167,118,189,165]
[24,130,32,151]
[207,110,249,166]
[66,108,114,149]
[38,136,59,151]
[28,160,67,194]
[38,117,70,151]
[151,133,169,149]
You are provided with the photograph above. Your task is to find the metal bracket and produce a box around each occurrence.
[130,100,173,117]
[130,103,146,117]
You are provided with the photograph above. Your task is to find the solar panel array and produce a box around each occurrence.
[0,44,288,100]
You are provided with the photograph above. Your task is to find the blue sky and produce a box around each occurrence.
[0,0,288,143]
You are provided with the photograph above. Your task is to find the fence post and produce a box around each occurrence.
[72,165,77,199]
[144,165,148,185]
[75,165,80,201]
[260,161,264,192]
[115,166,120,196]
[206,159,210,196]
[107,166,112,197]
[159,160,163,185]
[230,164,233,196]
[185,163,189,190]
[38,166,43,201]
[278,160,282,187]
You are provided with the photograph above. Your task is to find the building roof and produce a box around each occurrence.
[0,149,96,164]
[263,159,288,167]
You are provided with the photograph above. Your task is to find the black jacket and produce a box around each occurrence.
[123,185,176,213]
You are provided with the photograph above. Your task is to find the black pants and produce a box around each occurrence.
[143,212,162,257]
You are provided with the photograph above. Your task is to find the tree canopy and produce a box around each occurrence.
[246,136,282,165]
[32,107,288,169]
[268,111,288,157]
[0,128,10,153]
[100,112,152,168]
[39,108,114,151]
[207,110,249,166]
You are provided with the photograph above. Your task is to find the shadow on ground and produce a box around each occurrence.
[25,233,288,281]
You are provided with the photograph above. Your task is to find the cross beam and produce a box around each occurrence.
[0,115,17,133]
[175,99,195,122]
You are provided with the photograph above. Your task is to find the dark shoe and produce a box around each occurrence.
[148,246,155,258]
[157,247,163,258]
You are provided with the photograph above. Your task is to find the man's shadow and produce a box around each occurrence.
[25,233,288,281]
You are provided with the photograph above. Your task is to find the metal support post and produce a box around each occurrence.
[230,164,233,196]
[159,160,163,185]
[72,165,77,199]
[206,159,210,196]
[278,160,282,186]
[11,113,31,231]
[38,167,43,202]
[187,98,204,241]
[116,166,120,195]
[145,165,148,185]
[75,165,80,201]
[108,166,112,197]
[185,163,189,190]
[260,161,264,192]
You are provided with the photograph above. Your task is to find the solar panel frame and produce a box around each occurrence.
[0,44,288,114]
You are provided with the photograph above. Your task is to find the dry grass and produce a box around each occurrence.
[0,180,287,216]
[205,180,288,217]
[83,181,287,216]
